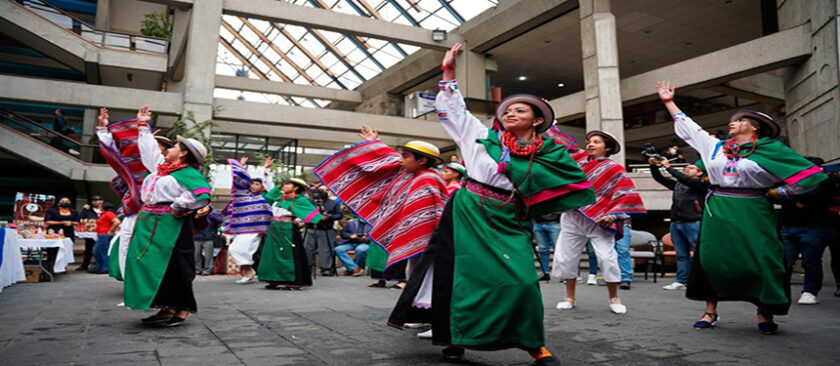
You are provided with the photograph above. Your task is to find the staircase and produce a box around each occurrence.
[0,106,111,182]
[0,0,167,84]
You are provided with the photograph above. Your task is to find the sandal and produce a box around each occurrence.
[390,281,407,289]
[441,346,465,359]
[693,312,719,329]
[368,281,386,288]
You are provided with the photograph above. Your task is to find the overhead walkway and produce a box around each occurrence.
[0,107,111,182]
[0,0,168,83]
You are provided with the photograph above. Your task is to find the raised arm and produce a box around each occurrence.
[648,157,676,190]
[95,108,116,149]
[656,81,719,158]
[436,43,489,150]
[136,105,165,171]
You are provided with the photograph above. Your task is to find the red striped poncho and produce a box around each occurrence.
[314,140,448,268]
[546,126,645,234]
[99,118,148,216]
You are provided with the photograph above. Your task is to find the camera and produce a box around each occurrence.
[310,189,328,200]
[641,143,663,160]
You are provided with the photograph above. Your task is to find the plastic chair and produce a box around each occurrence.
[628,229,662,282]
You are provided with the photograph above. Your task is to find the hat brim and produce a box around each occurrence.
[176,135,204,165]
[283,179,309,191]
[729,110,780,139]
[584,130,621,155]
[496,94,555,133]
[397,146,444,165]
[155,136,175,148]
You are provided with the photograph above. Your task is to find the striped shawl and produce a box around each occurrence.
[314,140,448,269]
[225,159,272,235]
[99,118,148,216]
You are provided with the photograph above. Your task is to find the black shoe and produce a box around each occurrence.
[538,273,550,282]
[758,321,778,335]
[320,270,336,276]
[441,346,464,360]
[86,268,97,274]
[75,266,89,272]
[534,355,561,366]
[693,312,718,329]
[95,270,109,274]
[619,281,631,290]
[140,314,172,325]
[165,316,187,327]
[834,286,840,297]
[265,283,280,290]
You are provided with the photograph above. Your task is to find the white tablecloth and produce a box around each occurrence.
[16,237,75,273]
[0,229,26,293]
[76,232,98,240]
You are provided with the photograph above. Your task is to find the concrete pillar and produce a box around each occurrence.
[80,108,96,162]
[580,0,625,165]
[95,0,110,29]
[455,45,488,101]
[179,0,222,130]
[777,0,840,285]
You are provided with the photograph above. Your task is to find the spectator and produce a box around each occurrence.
[441,162,466,197]
[52,109,72,134]
[305,187,343,276]
[648,156,706,290]
[532,212,561,281]
[92,202,120,274]
[775,157,836,305]
[194,206,223,276]
[335,217,371,276]
[76,195,103,271]
[661,144,686,163]
[44,197,79,273]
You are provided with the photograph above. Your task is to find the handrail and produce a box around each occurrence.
[0,106,94,147]
[14,0,169,54]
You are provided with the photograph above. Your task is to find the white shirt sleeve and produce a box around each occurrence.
[672,112,720,159]
[172,191,209,211]
[261,168,275,191]
[96,127,116,150]
[436,80,489,151]
[137,125,165,172]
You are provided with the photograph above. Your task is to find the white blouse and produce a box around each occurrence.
[436,80,514,191]
[136,126,209,210]
[673,113,803,192]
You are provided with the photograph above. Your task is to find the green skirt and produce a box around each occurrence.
[108,236,122,281]
[258,220,311,287]
[390,186,544,349]
[686,193,790,314]
[123,210,182,310]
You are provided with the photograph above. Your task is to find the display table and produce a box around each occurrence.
[0,229,26,293]
[16,236,75,274]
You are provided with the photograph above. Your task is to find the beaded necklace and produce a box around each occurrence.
[500,131,544,157]
[722,132,757,159]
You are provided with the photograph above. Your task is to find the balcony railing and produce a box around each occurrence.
[16,0,168,54]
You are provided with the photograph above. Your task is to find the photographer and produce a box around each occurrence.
[305,186,343,276]
[648,155,707,291]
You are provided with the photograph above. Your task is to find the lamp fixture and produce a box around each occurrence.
[557,83,565,87]
[432,29,447,41]
[517,76,527,81]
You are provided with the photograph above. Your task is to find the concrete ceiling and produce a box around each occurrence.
[487,0,763,101]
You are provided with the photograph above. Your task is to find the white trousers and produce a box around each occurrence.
[229,233,262,265]
[551,211,620,283]
[118,214,137,279]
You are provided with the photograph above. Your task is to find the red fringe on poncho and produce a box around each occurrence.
[314,140,448,269]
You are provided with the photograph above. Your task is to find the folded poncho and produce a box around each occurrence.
[225,159,272,235]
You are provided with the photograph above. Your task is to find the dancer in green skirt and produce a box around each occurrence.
[656,81,828,335]
[260,178,321,290]
[388,43,595,365]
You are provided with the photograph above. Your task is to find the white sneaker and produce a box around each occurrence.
[417,329,433,339]
[609,302,627,314]
[556,299,575,310]
[575,276,582,283]
[403,323,429,329]
[236,276,255,284]
[663,282,686,290]
[798,292,818,305]
[587,274,597,285]
[116,302,125,307]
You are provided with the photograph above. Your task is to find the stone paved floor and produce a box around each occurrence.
[1,271,839,365]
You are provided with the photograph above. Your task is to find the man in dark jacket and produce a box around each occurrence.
[305,187,344,276]
[649,157,706,290]
[194,206,223,275]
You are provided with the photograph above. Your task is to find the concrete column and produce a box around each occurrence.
[455,45,488,101]
[580,0,625,165]
[180,0,222,128]
[80,108,96,162]
[777,0,840,286]
[95,0,110,30]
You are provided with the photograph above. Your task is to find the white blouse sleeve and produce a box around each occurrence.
[436,80,489,151]
[137,125,165,172]
[172,191,209,211]
[96,127,115,150]
[261,168,275,191]
[672,112,720,159]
